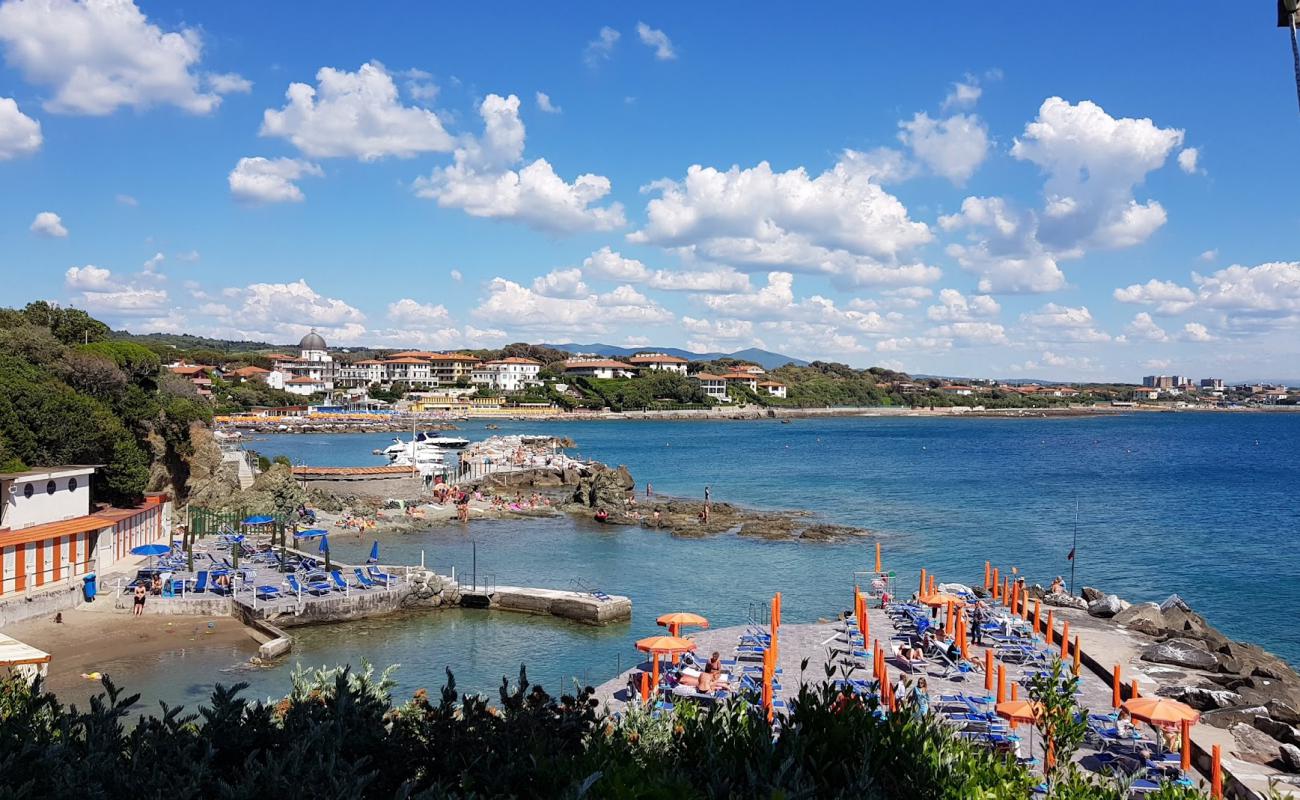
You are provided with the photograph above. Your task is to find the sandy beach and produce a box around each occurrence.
[5,610,259,707]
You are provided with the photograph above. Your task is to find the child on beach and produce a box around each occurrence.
[133,584,147,616]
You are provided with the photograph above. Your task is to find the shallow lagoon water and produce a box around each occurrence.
[103,412,1300,708]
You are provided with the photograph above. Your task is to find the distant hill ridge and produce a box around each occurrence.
[542,343,809,370]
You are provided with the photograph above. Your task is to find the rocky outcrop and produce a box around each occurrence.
[1141,638,1219,671]
[1231,722,1288,766]
[1157,684,1243,711]
[569,464,635,512]
[1043,592,1088,610]
[231,463,310,517]
[1253,716,1300,748]
[1087,594,1127,618]
[1113,602,1164,636]
[182,423,242,509]
[1203,706,1270,729]
[1081,586,1105,603]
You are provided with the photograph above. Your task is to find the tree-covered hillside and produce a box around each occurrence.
[0,303,210,506]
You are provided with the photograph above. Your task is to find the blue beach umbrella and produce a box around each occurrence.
[130,542,170,570]
[367,541,379,564]
[242,515,274,526]
[294,529,328,539]
[318,535,330,555]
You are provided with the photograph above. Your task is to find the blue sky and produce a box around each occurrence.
[1,2,1298,381]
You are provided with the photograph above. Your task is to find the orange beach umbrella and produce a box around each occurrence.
[920,592,966,608]
[636,635,697,694]
[656,612,709,637]
[1123,697,1200,727]
[996,699,1041,723]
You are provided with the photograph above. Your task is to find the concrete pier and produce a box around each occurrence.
[461,585,632,625]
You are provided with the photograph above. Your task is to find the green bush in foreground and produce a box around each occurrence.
[0,663,1212,799]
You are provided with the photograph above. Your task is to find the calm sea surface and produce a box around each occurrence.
[95,413,1300,709]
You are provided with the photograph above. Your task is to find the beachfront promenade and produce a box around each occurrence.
[594,569,1280,799]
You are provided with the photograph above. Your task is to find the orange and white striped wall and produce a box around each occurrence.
[0,500,167,597]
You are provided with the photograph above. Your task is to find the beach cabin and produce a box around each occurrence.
[0,466,169,599]
[0,633,50,686]
[758,380,787,399]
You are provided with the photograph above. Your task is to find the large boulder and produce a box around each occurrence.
[1043,592,1088,610]
[1268,699,1300,726]
[1230,722,1288,766]
[1215,641,1299,683]
[570,464,634,511]
[1203,706,1269,729]
[1278,743,1300,774]
[1254,716,1300,747]
[1237,679,1300,714]
[1113,602,1164,636]
[1141,638,1219,671]
[1157,685,1243,711]
[1081,586,1105,603]
[1088,594,1127,619]
[1160,601,1229,649]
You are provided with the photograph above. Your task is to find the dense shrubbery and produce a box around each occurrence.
[0,304,202,505]
[573,372,709,411]
[0,661,1213,799]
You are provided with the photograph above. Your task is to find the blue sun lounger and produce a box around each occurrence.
[329,570,351,592]
[190,570,208,593]
[255,585,283,600]
[353,568,377,589]
[367,566,394,585]
[287,574,329,596]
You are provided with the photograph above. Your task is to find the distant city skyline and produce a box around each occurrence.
[2,2,1298,382]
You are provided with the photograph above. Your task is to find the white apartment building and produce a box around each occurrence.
[693,372,730,402]
[563,359,637,380]
[627,353,689,375]
[471,357,543,392]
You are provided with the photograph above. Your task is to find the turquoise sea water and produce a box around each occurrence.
[93,413,1300,708]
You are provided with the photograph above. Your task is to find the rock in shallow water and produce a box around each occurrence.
[1142,638,1219,671]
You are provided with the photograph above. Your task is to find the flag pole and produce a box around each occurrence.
[1069,497,1079,596]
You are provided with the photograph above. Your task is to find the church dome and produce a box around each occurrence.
[299,330,327,351]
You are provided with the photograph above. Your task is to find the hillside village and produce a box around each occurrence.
[159,329,1296,415]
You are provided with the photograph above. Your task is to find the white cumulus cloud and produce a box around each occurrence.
[0,0,242,115]
[261,62,454,161]
[581,247,750,293]
[1177,147,1200,175]
[0,97,42,158]
[630,152,936,288]
[535,91,561,114]
[1011,97,1183,251]
[584,26,619,67]
[413,93,625,233]
[925,288,1000,322]
[636,22,676,60]
[1180,322,1215,342]
[228,156,323,204]
[1019,303,1111,342]
[473,277,672,336]
[531,268,588,298]
[1112,278,1196,315]
[1124,312,1168,342]
[30,210,67,237]
[898,112,989,184]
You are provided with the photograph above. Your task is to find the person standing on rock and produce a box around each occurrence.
[703,485,711,523]
[646,482,653,497]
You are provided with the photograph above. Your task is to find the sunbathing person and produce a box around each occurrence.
[697,671,716,693]
[704,652,724,674]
